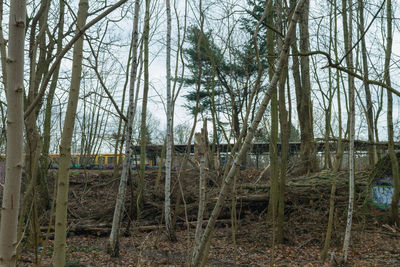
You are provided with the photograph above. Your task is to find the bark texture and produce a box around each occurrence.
[342,0,355,262]
[138,0,150,220]
[165,0,176,241]
[384,0,399,226]
[0,0,26,265]
[53,1,88,265]
[297,0,318,174]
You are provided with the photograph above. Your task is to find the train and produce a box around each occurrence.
[0,153,154,170]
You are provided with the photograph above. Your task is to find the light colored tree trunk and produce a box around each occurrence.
[190,0,306,264]
[107,0,140,257]
[53,1,88,265]
[0,1,26,266]
[342,0,355,263]
[112,32,134,179]
[165,0,177,241]
[0,0,4,145]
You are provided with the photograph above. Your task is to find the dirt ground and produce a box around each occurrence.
[16,168,400,266]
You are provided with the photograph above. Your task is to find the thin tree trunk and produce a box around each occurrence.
[358,0,377,168]
[333,0,343,172]
[190,1,306,264]
[137,0,150,220]
[112,32,134,179]
[194,122,208,249]
[0,1,26,265]
[342,0,355,263]
[276,0,289,243]
[41,0,65,210]
[321,0,339,260]
[0,0,7,147]
[53,1,88,265]
[107,0,140,257]
[384,0,399,226]
[19,1,49,253]
[266,0,278,223]
[165,0,176,241]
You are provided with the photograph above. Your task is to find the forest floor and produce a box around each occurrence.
[17,168,400,266]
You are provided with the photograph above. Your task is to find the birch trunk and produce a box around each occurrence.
[342,0,355,263]
[0,1,26,265]
[190,0,306,264]
[53,1,88,265]
[165,0,176,241]
[107,0,140,256]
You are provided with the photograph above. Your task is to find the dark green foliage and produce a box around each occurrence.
[254,121,301,143]
[182,24,266,117]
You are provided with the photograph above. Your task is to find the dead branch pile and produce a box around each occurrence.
[41,168,374,244]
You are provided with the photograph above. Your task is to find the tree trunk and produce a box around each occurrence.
[41,0,65,210]
[194,122,208,249]
[342,0,355,263]
[276,0,289,244]
[165,0,177,241]
[321,0,339,260]
[190,1,306,264]
[19,1,50,253]
[107,0,140,257]
[137,0,150,220]
[53,1,88,265]
[384,0,399,226]
[358,0,377,168]
[0,0,7,149]
[297,0,318,174]
[0,1,26,265]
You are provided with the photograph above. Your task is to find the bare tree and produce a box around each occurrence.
[190,0,306,264]
[137,0,151,219]
[165,0,177,242]
[342,0,355,263]
[53,0,89,265]
[107,0,141,257]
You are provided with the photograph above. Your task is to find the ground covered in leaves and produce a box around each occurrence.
[16,167,400,266]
